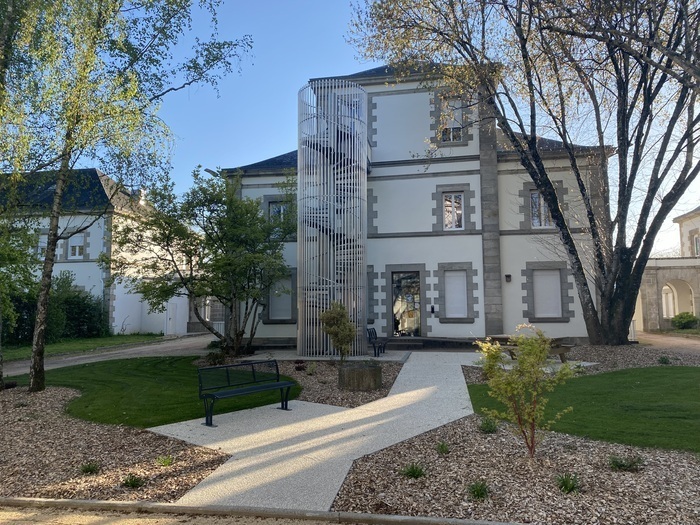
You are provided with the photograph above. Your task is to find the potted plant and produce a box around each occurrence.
[320,301,381,391]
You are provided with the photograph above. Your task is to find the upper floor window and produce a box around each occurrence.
[694,234,700,257]
[37,235,48,258]
[441,98,463,143]
[443,193,464,230]
[68,233,85,259]
[269,201,287,221]
[530,191,552,228]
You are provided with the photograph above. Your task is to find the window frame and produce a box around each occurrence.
[68,233,85,259]
[443,192,465,231]
[434,262,478,324]
[530,190,552,228]
[261,269,297,325]
[521,261,574,323]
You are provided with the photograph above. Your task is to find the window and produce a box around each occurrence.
[262,270,297,324]
[37,235,47,257]
[269,201,287,221]
[432,184,474,233]
[532,269,563,318]
[694,234,700,257]
[530,191,552,228]
[522,262,574,323]
[435,262,477,324]
[443,193,464,230]
[268,278,292,320]
[441,98,463,142]
[68,233,85,259]
[444,271,468,318]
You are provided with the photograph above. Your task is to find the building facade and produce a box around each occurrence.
[23,169,189,336]
[231,67,603,353]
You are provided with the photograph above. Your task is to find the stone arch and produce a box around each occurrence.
[637,261,700,331]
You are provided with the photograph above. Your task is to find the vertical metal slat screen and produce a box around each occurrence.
[297,79,368,357]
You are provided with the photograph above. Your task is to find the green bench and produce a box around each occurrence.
[367,327,387,357]
[198,359,295,427]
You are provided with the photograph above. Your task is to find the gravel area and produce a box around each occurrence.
[2,344,700,525]
[332,343,700,525]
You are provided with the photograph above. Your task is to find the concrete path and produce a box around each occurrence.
[4,334,215,377]
[150,351,480,512]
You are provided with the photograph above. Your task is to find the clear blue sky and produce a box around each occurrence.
[157,1,697,255]
[158,1,380,193]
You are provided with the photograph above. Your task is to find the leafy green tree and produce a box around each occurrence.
[0,0,251,390]
[350,0,700,344]
[108,169,295,356]
[0,212,38,389]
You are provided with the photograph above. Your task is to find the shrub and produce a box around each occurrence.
[476,325,573,458]
[608,454,644,472]
[400,462,425,478]
[436,441,450,455]
[468,480,489,500]
[671,312,699,330]
[657,355,671,365]
[557,472,580,494]
[122,473,145,488]
[306,362,318,376]
[80,461,100,474]
[320,302,356,363]
[156,455,174,467]
[478,415,498,434]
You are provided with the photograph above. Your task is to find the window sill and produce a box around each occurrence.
[439,317,475,324]
[527,316,570,324]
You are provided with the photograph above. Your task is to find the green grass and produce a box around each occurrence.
[13,356,301,428]
[2,334,164,362]
[468,366,700,453]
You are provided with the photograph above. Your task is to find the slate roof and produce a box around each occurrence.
[1,168,134,213]
[232,151,298,175]
[673,204,700,223]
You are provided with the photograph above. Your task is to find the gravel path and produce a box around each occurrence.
[2,339,700,525]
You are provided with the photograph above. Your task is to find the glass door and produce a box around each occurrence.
[392,271,420,336]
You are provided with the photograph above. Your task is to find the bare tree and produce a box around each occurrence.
[350,0,700,344]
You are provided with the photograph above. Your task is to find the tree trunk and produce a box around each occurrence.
[29,165,69,392]
[0,309,4,391]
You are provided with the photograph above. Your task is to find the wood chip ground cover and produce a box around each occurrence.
[2,347,700,525]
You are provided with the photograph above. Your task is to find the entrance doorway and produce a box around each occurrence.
[392,271,421,336]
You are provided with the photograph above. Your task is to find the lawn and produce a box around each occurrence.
[13,356,301,428]
[2,334,164,362]
[468,366,700,453]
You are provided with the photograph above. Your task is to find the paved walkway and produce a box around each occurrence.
[4,334,214,377]
[150,351,481,512]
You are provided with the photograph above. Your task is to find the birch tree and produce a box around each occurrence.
[0,0,251,390]
[350,0,700,344]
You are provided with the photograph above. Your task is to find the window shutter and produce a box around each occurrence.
[533,269,562,317]
[269,278,292,320]
[445,270,468,317]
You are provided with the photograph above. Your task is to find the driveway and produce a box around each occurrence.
[4,334,215,378]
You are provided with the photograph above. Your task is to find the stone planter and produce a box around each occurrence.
[338,362,382,391]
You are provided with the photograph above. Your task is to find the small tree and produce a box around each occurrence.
[320,302,356,363]
[476,326,573,458]
[108,169,294,356]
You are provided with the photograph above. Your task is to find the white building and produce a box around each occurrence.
[227,66,605,353]
[25,168,189,336]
